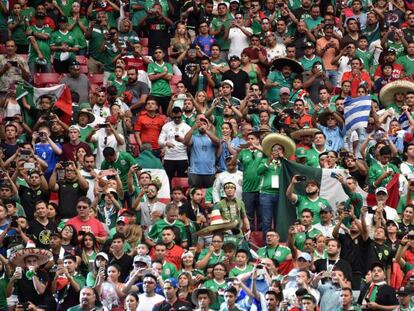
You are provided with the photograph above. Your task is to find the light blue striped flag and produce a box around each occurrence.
[399,113,410,130]
[344,95,372,133]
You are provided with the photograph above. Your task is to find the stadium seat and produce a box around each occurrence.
[19,54,28,62]
[0,44,5,53]
[139,37,148,47]
[88,73,104,86]
[75,55,88,65]
[128,134,140,157]
[80,65,88,74]
[34,73,62,87]
[171,177,190,192]
[141,47,149,56]
[170,75,182,94]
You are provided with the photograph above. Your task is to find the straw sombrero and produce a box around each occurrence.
[77,103,95,123]
[271,58,304,74]
[262,133,296,158]
[196,210,238,237]
[379,80,414,107]
[318,111,344,127]
[191,288,216,305]
[291,126,321,140]
[10,240,52,267]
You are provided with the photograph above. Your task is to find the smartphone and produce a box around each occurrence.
[238,143,250,149]
[23,163,35,170]
[20,149,31,160]
[296,176,306,182]
[57,169,65,181]
[322,271,332,278]
[330,172,337,179]
[4,117,15,122]
[8,61,18,67]
[98,124,108,128]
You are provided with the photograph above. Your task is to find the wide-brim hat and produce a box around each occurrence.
[379,80,414,107]
[271,57,304,74]
[77,108,95,123]
[195,220,238,237]
[318,111,344,127]
[291,127,321,140]
[191,288,216,305]
[262,133,296,158]
[10,248,52,267]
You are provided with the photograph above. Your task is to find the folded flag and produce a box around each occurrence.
[344,95,372,133]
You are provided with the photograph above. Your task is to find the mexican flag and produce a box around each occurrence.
[277,159,367,240]
[136,150,171,203]
[16,83,72,126]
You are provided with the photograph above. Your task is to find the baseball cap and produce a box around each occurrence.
[375,187,388,195]
[96,252,109,261]
[172,106,182,113]
[198,115,209,124]
[320,204,333,213]
[280,87,290,95]
[68,125,80,133]
[229,55,241,62]
[370,262,384,271]
[133,255,151,266]
[164,278,178,288]
[221,80,234,88]
[305,41,315,48]
[397,286,412,295]
[298,252,312,262]
[70,60,80,68]
[386,219,399,229]
[295,147,307,158]
[385,48,396,55]
[118,208,134,216]
[116,216,129,225]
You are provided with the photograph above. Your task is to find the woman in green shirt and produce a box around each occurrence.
[68,2,88,55]
[78,232,99,277]
[203,263,228,310]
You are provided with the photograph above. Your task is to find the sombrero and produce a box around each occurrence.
[191,288,216,306]
[318,111,344,127]
[271,57,304,74]
[379,80,414,107]
[290,126,321,140]
[262,133,296,158]
[196,210,238,237]
[10,240,52,267]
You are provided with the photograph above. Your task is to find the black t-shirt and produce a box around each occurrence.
[147,16,170,52]
[361,238,393,275]
[293,32,310,59]
[58,181,87,219]
[16,269,50,306]
[358,283,399,307]
[221,70,250,100]
[18,186,49,221]
[338,233,364,273]
[178,59,199,95]
[27,219,58,249]
[153,298,193,311]
[314,258,353,281]
[0,142,18,160]
[109,253,133,282]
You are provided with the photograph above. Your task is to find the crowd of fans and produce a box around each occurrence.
[1,0,414,310]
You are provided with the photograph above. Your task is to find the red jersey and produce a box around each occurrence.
[123,56,148,71]
[66,216,107,240]
[134,111,166,150]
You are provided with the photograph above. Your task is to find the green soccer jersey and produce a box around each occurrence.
[238,149,263,192]
[257,159,281,195]
[148,219,187,243]
[100,151,137,191]
[271,100,294,112]
[110,79,126,96]
[130,0,147,26]
[198,248,226,267]
[397,55,414,75]
[68,16,88,49]
[306,147,326,168]
[161,261,177,280]
[0,0,8,31]
[88,26,107,62]
[266,71,294,103]
[298,55,323,71]
[210,14,233,51]
[148,62,173,97]
[211,58,228,86]
[229,264,254,277]
[368,161,399,189]
[203,279,226,310]
[27,25,52,64]
[294,195,330,224]
[7,15,27,45]
[101,43,122,72]
[294,227,322,251]
[57,0,75,16]
[397,193,414,214]
[250,114,276,128]
[50,30,78,61]
[355,48,373,72]
[256,244,292,263]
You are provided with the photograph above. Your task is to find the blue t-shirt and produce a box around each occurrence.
[35,143,62,176]
[193,35,216,56]
[317,125,346,152]
[189,134,216,175]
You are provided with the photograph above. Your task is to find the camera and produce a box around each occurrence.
[20,149,31,160]
[4,117,15,122]
[248,105,259,114]
[296,176,306,182]
[98,124,108,128]
[61,162,70,168]
[10,216,18,228]
[277,2,283,7]
[8,61,18,67]
[201,65,206,72]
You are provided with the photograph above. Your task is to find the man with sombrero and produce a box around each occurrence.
[258,133,296,241]
[317,109,345,152]
[76,103,96,144]
[290,125,321,150]
[265,57,304,104]
[379,80,414,113]
[9,241,53,306]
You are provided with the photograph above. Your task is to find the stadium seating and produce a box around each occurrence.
[33,73,62,87]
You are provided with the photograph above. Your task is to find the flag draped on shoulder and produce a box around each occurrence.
[277,159,366,240]
[344,95,371,133]
[136,150,171,203]
[16,83,72,126]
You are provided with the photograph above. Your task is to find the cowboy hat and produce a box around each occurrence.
[196,210,238,237]
[191,288,216,305]
[271,57,304,74]
[10,241,52,267]
[290,126,321,140]
[262,133,296,158]
[318,111,344,127]
[77,102,95,123]
[379,80,414,107]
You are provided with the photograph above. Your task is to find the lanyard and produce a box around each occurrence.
[326,257,339,272]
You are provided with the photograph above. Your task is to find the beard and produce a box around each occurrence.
[306,190,318,196]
